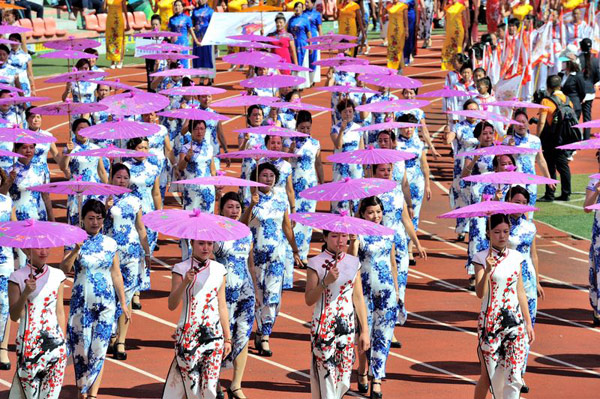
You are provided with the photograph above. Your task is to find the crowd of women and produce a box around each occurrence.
[0,1,599,399]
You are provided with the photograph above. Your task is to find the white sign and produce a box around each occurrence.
[200,12,294,46]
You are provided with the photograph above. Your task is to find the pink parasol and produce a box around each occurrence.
[44,69,108,84]
[31,99,108,116]
[210,94,278,108]
[447,110,523,125]
[487,99,550,109]
[0,126,57,143]
[227,41,278,50]
[0,38,19,45]
[304,42,357,51]
[159,85,226,96]
[39,50,97,60]
[69,145,155,158]
[0,24,31,34]
[290,210,394,236]
[0,219,87,248]
[574,119,600,129]
[227,34,278,42]
[356,99,431,113]
[336,64,395,75]
[79,120,161,140]
[269,99,331,112]
[585,203,600,211]
[133,30,182,38]
[355,120,421,132]
[300,177,397,201]
[358,73,423,89]
[83,78,140,92]
[416,86,477,98]
[0,95,50,106]
[458,144,539,158]
[557,138,600,150]
[157,106,229,121]
[589,172,600,179]
[44,36,100,50]
[216,148,300,160]
[0,83,23,93]
[28,180,131,196]
[313,53,369,67]
[137,43,189,52]
[438,196,538,219]
[462,171,558,185]
[222,51,283,66]
[307,32,357,42]
[327,146,416,164]
[0,149,24,158]
[173,171,267,187]
[142,209,250,241]
[0,117,8,124]
[235,125,309,138]
[100,91,170,116]
[150,67,213,77]
[140,53,198,61]
[240,75,306,89]
[259,62,312,72]
[316,85,379,95]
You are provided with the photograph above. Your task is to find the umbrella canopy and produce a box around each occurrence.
[269,100,331,112]
[308,32,357,42]
[235,125,309,138]
[458,145,540,158]
[0,38,20,46]
[0,24,31,34]
[356,99,430,113]
[79,120,161,140]
[558,138,600,150]
[315,85,379,95]
[300,177,397,201]
[0,83,23,93]
[133,30,182,38]
[227,41,278,50]
[69,145,155,158]
[336,64,395,75]
[358,73,423,89]
[487,100,550,109]
[462,171,558,185]
[137,42,189,52]
[210,94,277,107]
[28,180,131,196]
[416,86,476,98]
[150,67,214,77]
[585,203,600,211]
[44,37,100,50]
[0,126,57,143]
[447,110,523,125]
[31,100,108,116]
[0,149,24,158]
[173,174,267,187]
[240,75,306,89]
[438,198,538,219]
[328,146,416,164]
[39,50,97,60]
[142,209,251,241]
[0,95,50,106]
[290,211,394,236]
[157,107,229,121]
[0,219,87,248]
[256,62,311,72]
[45,70,108,84]
[140,53,198,61]
[313,54,369,67]
[227,34,278,42]
[355,121,421,131]
[159,86,226,96]
[100,91,170,116]
[574,119,600,129]
[222,51,283,66]
[216,148,299,160]
[83,78,140,92]
[304,42,357,51]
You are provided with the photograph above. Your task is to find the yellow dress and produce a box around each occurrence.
[338,0,360,38]
[228,0,248,12]
[286,0,305,10]
[512,4,533,21]
[106,0,125,62]
[156,0,175,31]
[386,2,407,70]
[562,0,583,11]
[441,2,465,70]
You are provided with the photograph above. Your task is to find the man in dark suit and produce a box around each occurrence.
[579,38,600,140]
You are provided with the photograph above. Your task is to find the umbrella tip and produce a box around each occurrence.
[482,194,492,201]
[343,177,351,183]
[505,165,517,172]
[192,208,202,217]
[216,170,225,176]
[25,219,34,227]
[71,66,78,72]
[339,210,349,217]
[367,145,375,150]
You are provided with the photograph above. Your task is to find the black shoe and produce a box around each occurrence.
[216,385,225,399]
[254,333,272,357]
[457,233,466,242]
[409,259,416,266]
[390,340,402,348]
[132,294,142,310]
[114,342,127,361]
[537,195,555,202]
[357,373,369,394]
[0,348,10,370]
[593,313,600,326]
[226,387,245,399]
[521,382,530,394]
[370,381,382,399]
[468,276,476,292]
[555,195,570,201]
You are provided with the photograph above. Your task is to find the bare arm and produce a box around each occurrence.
[305,267,325,306]
[8,282,27,322]
[42,193,55,222]
[110,254,128,307]
[461,156,478,178]
[401,205,426,258]
[584,182,600,211]
[217,276,231,340]
[421,150,431,201]
[530,237,545,300]
[59,245,82,274]
[474,262,489,299]
[97,159,108,184]
[135,209,151,256]
[286,175,295,211]
[56,282,66,336]
[352,276,370,352]
[152,176,162,210]
[315,150,324,184]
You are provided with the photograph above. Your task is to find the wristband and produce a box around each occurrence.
[320,279,327,289]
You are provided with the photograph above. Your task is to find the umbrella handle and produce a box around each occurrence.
[78,192,82,228]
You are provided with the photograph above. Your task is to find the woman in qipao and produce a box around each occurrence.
[163,239,232,399]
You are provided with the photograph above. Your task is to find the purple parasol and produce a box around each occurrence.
[222,51,283,66]
[79,120,161,140]
[316,85,379,95]
[227,34,278,42]
[44,36,100,50]
[100,91,170,116]
[216,148,300,160]
[39,50,97,60]
[173,171,267,187]
[487,100,550,109]
[438,196,538,219]
[31,99,108,116]
[447,110,523,125]
[133,30,182,38]
[84,78,140,92]
[355,120,421,132]
[269,99,331,112]
[69,145,155,158]
[585,203,600,211]
[0,24,31,34]
[0,83,23,93]
[259,62,312,72]
[574,119,600,129]
[313,54,369,67]
[159,85,226,96]
[458,144,539,158]
[359,73,423,89]
[308,32,357,42]
[300,177,397,201]
[210,94,278,108]
[356,99,431,113]
[0,149,24,158]
[416,86,477,98]
[304,42,357,51]
[240,75,306,89]
[0,126,57,143]
[44,69,108,84]
[462,171,558,185]
[336,64,395,75]
[328,146,416,164]
[157,106,229,121]
[235,125,309,138]
[557,138,600,150]
[150,67,213,77]
[142,209,250,241]
[137,42,189,52]
[0,95,50,106]
[227,41,278,50]
[290,210,394,236]
[0,219,87,248]
[141,53,198,61]
[28,180,131,196]
[0,38,19,45]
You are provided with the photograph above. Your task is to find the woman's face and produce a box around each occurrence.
[221,199,242,220]
[266,136,283,152]
[465,102,479,123]
[111,168,130,188]
[88,57,97,68]
[173,1,183,15]
[192,122,206,143]
[373,164,392,180]
[495,155,514,172]
[80,63,90,72]
[256,67,267,76]
[199,94,211,107]
[289,93,301,102]
[474,69,485,82]
[16,144,35,161]
[258,168,276,189]
[275,18,286,32]
[513,113,528,135]
[26,247,50,268]
[461,68,473,82]
[509,193,528,218]
[476,80,489,95]
[0,50,8,64]
[325,232,349,254]
[74,122,90,143]
[402,89,416,100]
[400,126,414,139]
[249,108,263,127]
[192,240,213,261]
[340,106,354,122]
[296,121,312,135]
[489,222,510,248]
[134,140,149,161]
[479,127,494,146]
[377,133,393,149]
[83,210,104,235]
[361,204,383,224]
[26,113,42,130]
[96,85,110,100]
[142,112,158,124]
[294,3,304,15]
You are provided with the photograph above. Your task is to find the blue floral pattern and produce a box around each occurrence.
[397,134,425,232]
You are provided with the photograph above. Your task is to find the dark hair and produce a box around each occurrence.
[377,129,396,142]
[189,119,207,132]
[182,77,193,87]
[513,109,528,121]
[173,0,184,7]
[508,18,520,28]
[284,90,300,102]
[8,33,21,43]
[265,134,283,146]
[72,118,91,133]
[478,76,491,91]
[336,98,355,114]
[371,163,392,175]
[25,106,38,121]
[14,142,34,152]
[274,12,286,23]
[455,53,469,65]
[168,61,180,70]
[296,110,312,125]
[75,58,91,70]
[219,191,244,213]
[110,163,130,179]
[84,48,98,56]
[250,162,280,184]
[473,67,486,77]
[581,38,593,79]
[547,74,562,91]
[246,104,264,125]
[0,89,11,97]
[358,196,384,219]
[459,64,472,74]
[473,121,494,138]
[82,199,107,219]
[402,87,419,95]
[487,214,510,231]
[0,44,9,54]
[492,154,515,169]
[151,14,161,23]
[126,137,149,150]
[505,185,530,203]
[396,113,418,124]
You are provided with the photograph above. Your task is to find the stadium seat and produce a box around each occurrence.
[31,18,46,39]
[127,12,144,31]
[133,11,149,30]
[96,13,107,33]
[84,14,99,32]
[43,18,67,38]
[16,19,33,40]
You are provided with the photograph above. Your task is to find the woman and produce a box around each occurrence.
[303,0,323,85]
[396,114,431,265]
[153,0,175,30]
[0,170,13,370]
[418,0,434,48]
[305,229,370,399]
[349,197,398,399]
[104,163,151,361]
[290,111,324,265]
[486,0,501,33]
[169,0,201,69]
[337,0,364,55]
[584,152,600,326]
[214,192,256,399]
[60,199,129,399]
[164,239,232,399]
[25,108,61,189]
[269,13,298,72]
[288,2,312,88]
[7,34,35,97]
[239,105,266,206]
[192,0,216,84]
[241,162,302,357]
[579,38,600,140]
[105,0,130,69]
[561,58,586,120]
[59,118,108,227]
[0,44,21,91]
[473,214,534,399]
[61,59,97,106]
[398,88,440,157]
[441,0,468,71]
[143,111,175,200]
[8,247,67,399]
[401,0,416,64]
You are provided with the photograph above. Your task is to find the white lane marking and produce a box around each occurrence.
[440,252,459,259]
[539,275,587,292]
[569,257,588,263]
[104,357,166,383]
[421,220,437,225]
[552,240,589,255]
[0,378,10,387]
[407,271,423,279]
[537,248,556,255]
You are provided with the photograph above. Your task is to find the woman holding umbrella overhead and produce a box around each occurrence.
[104,0,130,69]
[214,191,256,399]
[104,163,151,361]
[305,229,370,399]
[25,108,62,188]
[8,247,68,399]
[61,59,97,107]
[241,162,302,357]
[60,199,129,399]
[164,238,231,399]
[473,213,534,399]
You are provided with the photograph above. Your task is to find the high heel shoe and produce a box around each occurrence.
[357,372,369,394]
[132,294,142,310]
[0,348,10,370]
[216,384,225,399]
[114,342,127,361]
[254,333,272,357]
[227,387,246,399]
[370,381,382,399]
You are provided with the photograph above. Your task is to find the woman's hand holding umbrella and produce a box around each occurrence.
[23,269,37,297]
[184,268,197,286]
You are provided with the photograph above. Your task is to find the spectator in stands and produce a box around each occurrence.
[2,10,27,53]
[153,0,175,31]
[105,0,130,69]
[7,33,34,97]
[12,0,44,19]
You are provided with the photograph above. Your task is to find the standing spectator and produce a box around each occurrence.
[579,38,600,140]
[168,0,200,68]
[303,0,322,85]
[418,0,435,48]
[145,15,162,92]
[441,0,468,70]
[153,0,175,31]
[105,0,130,69]
[191,0,216,84]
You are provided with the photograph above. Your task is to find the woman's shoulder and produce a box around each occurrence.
[172,258,191,276]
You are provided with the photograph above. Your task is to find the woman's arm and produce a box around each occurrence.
[164,134,176,165]
[152,176,162,210]
[61,83,71,102]
[110,254,129,311]
[289,37,299,65]
[530,237,545,300]
[352,276,370,353]
[517,272,535,343]
[168,267,196,310]
[286,175,295,211]
[135,209,152,258]
[56,282,66,336]
[59,244,82,274]
[583,182,600,211]
[240,188,258,226]
[420,118,440,158]
[26,60,35,96]
[305,267,326,306]
[8,281,27,321]
[282,210,301,265]
[97,159,108,184]
[401,205,426,258]
[460,156,478,178]
[217,276,232,347]
[391,246,399,295]
[421,150,431,201]
[474,262,489,299]
[331,121,347,150]
[315,150,325,184]
[401,172,414,212]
